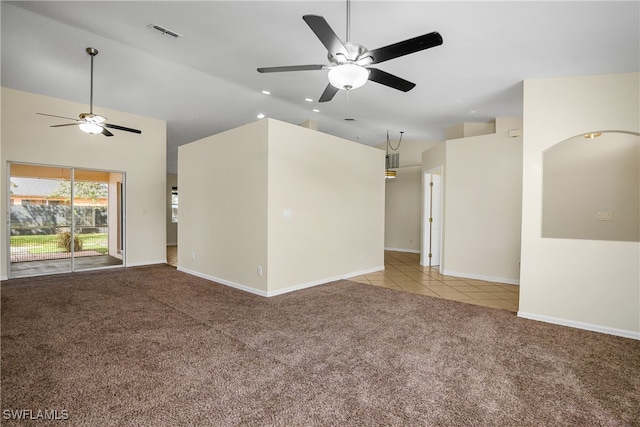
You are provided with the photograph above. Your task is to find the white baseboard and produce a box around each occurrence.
[518,311,640,340]
[177,265,385,298]
[0,275,8,281]
[267,265,385,297]
[343,265,386,278]
[440,269,520,285]
[178,267,269,297]
[384,247,420,254]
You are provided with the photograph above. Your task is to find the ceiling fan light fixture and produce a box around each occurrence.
[328,64,369,90]
[79,122,103,134]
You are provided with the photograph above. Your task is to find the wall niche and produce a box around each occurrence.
[542,131,639,242]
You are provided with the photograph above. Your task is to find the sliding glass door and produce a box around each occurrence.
[8,163,125,278]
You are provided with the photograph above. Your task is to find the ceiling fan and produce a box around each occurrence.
[257,1,443,102]
[37,47,142,137]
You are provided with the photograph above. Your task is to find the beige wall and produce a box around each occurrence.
[422,117,523,283]
[384,166,422,252]
[166,174,178,245]
[267,119,385,293]
[442,117,523,283]
[178,118,385,296]
[1,88,167,278]
[445,120,496,140]
[519,73,640,338]
[375,138,440,252]
[178,120,269,292]
[422,143,446,172]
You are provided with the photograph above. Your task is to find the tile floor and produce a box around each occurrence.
[350,251,519,312]
[166,247,519,312]
[167,244,178,267]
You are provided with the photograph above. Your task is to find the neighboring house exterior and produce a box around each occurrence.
[9,177,109,234]
[10,177,107,206]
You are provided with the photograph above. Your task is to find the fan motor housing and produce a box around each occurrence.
[328,42,368,65]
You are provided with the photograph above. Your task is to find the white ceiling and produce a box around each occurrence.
[2,1,639,174]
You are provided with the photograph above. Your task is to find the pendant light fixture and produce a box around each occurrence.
[385,131,403,179]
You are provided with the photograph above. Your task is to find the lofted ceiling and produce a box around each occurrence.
[2,1,639,174]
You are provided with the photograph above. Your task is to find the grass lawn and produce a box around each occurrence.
[10,233,108,255]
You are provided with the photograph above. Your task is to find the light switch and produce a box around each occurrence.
[596,211,613,221]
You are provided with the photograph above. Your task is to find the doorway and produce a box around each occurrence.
[8,163,125,278]
[421,168,443,267]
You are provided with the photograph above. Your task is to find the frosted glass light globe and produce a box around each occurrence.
[79,122,103,134]
[328,64,369,90]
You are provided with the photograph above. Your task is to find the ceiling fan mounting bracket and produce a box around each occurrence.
[86,47,98,57]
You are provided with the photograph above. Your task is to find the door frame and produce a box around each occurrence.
[6,161,126,278]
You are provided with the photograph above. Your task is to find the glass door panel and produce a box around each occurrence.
[72,169,123,271]
[9,164,73,277]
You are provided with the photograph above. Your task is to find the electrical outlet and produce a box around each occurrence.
[191,251,196,260]
[257,266,263,276]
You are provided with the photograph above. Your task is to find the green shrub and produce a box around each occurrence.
[57,231,83,252]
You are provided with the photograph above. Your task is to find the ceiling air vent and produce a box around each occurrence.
[147,24,182,39]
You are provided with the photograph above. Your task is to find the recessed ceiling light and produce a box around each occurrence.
[262,90,271,95]
[257,114,265,119]
[312,109,320,113]
[305,98,313,102]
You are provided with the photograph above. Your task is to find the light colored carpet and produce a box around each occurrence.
[2,264,639,426]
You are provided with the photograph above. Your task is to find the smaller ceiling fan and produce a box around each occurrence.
[257,1,443,102]
[38,47,142,137]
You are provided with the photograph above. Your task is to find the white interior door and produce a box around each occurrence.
[421,169,443,267]
[430,174,442,266]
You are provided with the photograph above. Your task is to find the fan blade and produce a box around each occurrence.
[303,15,349,59]
[101,127,114,137]
[367,68,416,92]
[50,123,81,128]
[257,65,326,73]
[104,123,142,134]
[368,32,443,65]
[319,83,339,103]
[37,112,80,122]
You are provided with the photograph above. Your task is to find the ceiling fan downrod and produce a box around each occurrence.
[345,0,351,42]
[86,47,98,115]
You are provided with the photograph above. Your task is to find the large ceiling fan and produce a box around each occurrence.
[38,47,142,137]
[257,1,443,102]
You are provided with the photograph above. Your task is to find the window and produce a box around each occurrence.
[171,187,178,223]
